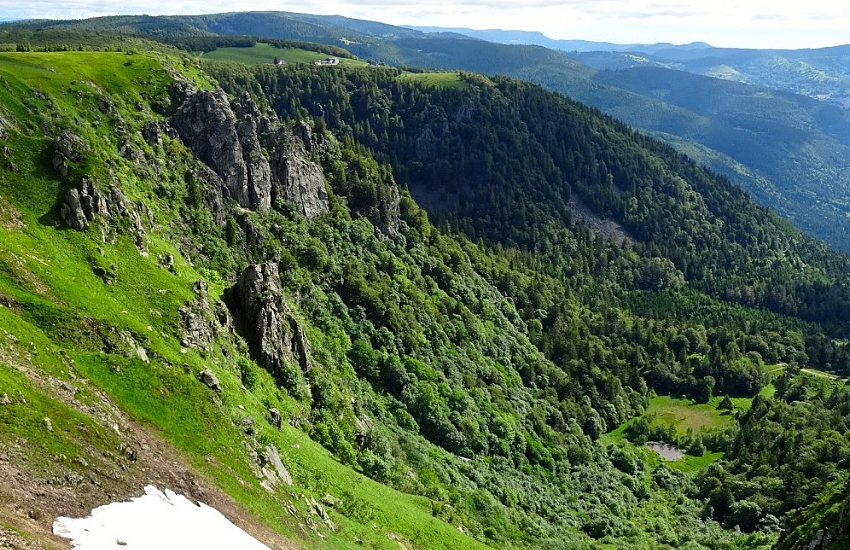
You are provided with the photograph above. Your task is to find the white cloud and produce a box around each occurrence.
[1,0,848,48]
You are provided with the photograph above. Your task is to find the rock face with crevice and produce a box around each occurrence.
[170,89,328,219]
[170,88,270,210]
[269,142,328,219]
[224,263,313,384]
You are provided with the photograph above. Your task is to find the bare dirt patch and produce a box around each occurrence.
[569,194,633,245]
[0,196,24,232]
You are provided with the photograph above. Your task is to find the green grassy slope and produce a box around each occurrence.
[200,43,366,66]
[0,51,494,550]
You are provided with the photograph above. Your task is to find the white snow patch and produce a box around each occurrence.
[52,485,270,550]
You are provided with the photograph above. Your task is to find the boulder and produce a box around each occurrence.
[198,369,221,392]
[268,407,282,429]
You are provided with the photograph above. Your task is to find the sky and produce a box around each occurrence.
[1,0,848,49]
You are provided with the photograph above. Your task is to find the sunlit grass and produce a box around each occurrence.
[398,71,467,89]
[201,43,365,67]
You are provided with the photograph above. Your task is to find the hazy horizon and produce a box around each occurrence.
[0,2,848,50]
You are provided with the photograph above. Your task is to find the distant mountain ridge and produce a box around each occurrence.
[411,26,714,54]
[7,12,850,251]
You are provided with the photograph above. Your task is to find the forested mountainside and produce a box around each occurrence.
[1,35,850,550]
[412,28,850,108]
[568,45,850,107]
[11,14,850,253]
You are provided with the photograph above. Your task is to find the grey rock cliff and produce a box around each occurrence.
[224,263,313,384]
[270,139,328,219]
[171,90,328,223]
[236,115,272,211]
[171,89,328,220]
[170,88,271,211]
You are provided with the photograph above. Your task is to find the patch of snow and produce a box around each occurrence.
[53,485,269,550]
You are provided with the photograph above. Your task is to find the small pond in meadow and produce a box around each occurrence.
[645,441,685,461]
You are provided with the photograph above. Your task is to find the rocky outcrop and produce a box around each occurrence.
[232,90,275,137]
[60,178,145,250]
[170,89,272,211]
[414,126,439,160]
[293,121,314,152]
[119,140,147,170]
[0,109,14,140]
[255,444,293,493]
[107,329,149,363]
[178,279,235,353]
[269,141,328,219]
[141,120,178,148]
[232,92,274,211]
[802,500,850,550]
[381,183,401,235]
[263,445,293,486]
[414,119,449,161]
[171,89,328,220]
[235,213,266,248]
[60,188,89,231]
[187,166,227,225]
[198,369,221,392]
[236,116,272,210]
[53,130,84,178]
[60,178,109,231]
[224,263,313,384]
[776,486,850,550]
[179,280,216,349]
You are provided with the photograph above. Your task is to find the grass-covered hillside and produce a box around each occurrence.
[199,43,366,67]
[2,39,850,550]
